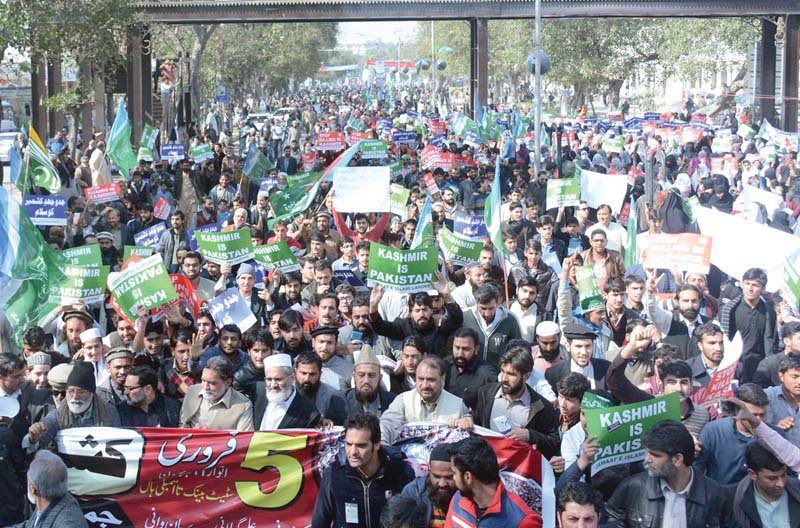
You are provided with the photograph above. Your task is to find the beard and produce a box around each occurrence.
[296,381,318,398]
[518,296,533,309]
[125,391,145,406]
[501,379,525,395]
[267,385,293,404]
[681,308,699,321]
[356,385,378,403]
[427,480,456,510]
[453,355,472,369]
[647,461,677,480]
[202,389,224,401]
[67,397,93,415]
[411,317,432,332]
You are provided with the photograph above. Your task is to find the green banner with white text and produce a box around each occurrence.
[366,242,439,293]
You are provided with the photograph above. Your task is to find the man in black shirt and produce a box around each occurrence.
[719,268,777,384]
[444,328,498,409]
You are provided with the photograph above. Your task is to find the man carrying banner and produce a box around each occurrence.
[446,436,543,528]
[398,443,458,528]
[380,356,472,445]
[606,420,734,527]
[25,361,121,452]
[253,353,321,430]
[312,413,414,528]
[179,355,253,431]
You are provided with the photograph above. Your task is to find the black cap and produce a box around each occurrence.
[61,310,95,326]
[310,326,339,338]
[67,361,96,393]
[562,322,597,341]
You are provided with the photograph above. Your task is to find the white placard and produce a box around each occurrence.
[332,166,391,213]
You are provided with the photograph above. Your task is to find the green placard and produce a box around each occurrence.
[360,139,388,160]
[366,242,439,293]
[190,143,214,163]
[439,226,483,266]
[389,161,403,179]
[253,241,301,273]
[390,184,410,219]
[603,136,625,154]
[61,244,102,267]
[581,392,613,410]
[545,178,581,210]
[140,124,159,150]
[195,229,254,265]
[287,171,320,188]
[576,265,604,312]
[107,254,177,318]
[49,265,110,304]
[123,246,155,261]
[584,393,681,476]
[785,250,800,309]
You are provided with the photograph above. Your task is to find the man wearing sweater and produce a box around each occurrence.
[695,383,773,486]
[461,284,521,368]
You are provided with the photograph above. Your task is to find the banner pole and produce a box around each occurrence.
[500,253,510,309]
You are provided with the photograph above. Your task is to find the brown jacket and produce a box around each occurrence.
[580,248,625,283]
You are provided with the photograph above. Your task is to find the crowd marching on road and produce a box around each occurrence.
[3,83,800,528]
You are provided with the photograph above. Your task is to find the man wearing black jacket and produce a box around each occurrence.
[312,413,414,528]
[368,273,462,357]
[472,343,560,458]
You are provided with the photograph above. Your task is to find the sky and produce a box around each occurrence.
[337,21,418,49]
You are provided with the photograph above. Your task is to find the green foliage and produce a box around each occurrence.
[153,23,338,102]
[406,17,758,112]
[0,0,138,75]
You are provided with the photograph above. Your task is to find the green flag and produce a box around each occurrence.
[138,124,159,161]
[410,196,435,249]
[0,188,67,346]
[24,125,61,194]
[484,157,506,254]
[268,173,324,228]
[107,98,138,180]
[347,114,364,132]
[576,265,604,312]
[624,196,638,268]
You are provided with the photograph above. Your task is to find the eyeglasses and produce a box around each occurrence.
[52,389,66,398]
[338,296,354,302]
[123,385,141,392]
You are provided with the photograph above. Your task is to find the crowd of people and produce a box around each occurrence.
[2,84,800,528]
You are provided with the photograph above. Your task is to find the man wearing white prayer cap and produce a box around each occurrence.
[253,353,321,430]
[532,320,566,374]
[79,328,109,386]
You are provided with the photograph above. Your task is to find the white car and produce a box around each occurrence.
[0,131,19,165]
[270,107,298,123]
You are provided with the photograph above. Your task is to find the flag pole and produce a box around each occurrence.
[23,125,32,194]
[500,251,510,309]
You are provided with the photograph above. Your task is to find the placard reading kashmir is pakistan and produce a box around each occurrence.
[366,242,439,293]
[195,229,254,265]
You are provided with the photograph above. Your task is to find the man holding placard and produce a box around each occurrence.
[606,420,733,527]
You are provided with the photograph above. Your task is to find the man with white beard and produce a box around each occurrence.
[179,356,253,430]
[23,361,121,452]
[253,354,321,430]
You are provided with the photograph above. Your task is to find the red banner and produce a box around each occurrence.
[58,425,549,527]
[317,131,346,151]
[429,120,447,136]
[154,196,172,220]
[347,130,374,145]
[301,152,317,172]
[366,59,416,69]
[170,273,201,318]
[84,182,122,204]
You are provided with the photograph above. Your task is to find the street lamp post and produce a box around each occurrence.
[534,0,542,174]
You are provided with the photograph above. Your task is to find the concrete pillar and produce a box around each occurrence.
[30,54,48,137]
[759,19,777,124]
[126,32,144,143]
[47,57,63,134]
[782,15,800,131]
[470,18,489,120]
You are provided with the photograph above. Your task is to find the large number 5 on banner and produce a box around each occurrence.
[236,432,308,508]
